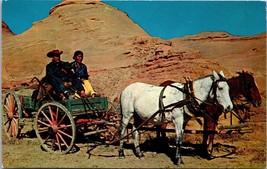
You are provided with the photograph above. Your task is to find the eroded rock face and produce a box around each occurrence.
[2,1,149,87]
[2,1,265,104]
[2,21,15,37]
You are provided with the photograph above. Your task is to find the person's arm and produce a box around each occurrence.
[81,64,89,80]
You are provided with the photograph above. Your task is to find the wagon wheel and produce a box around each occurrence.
[2,91,23,139]
[99,101,121,143]
[34,102,76,154]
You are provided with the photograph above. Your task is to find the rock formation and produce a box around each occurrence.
[2,0,266,102]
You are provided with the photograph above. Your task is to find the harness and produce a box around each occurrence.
[158,76,227,125]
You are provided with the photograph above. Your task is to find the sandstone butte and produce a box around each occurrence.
[2,0,266,102]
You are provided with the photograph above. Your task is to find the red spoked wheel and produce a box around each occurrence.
[2,91,22,139]
[34,102,76,154]
[99,101,121,144]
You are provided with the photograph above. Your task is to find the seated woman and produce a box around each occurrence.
[70,50,98,97]
[45,49,86,100]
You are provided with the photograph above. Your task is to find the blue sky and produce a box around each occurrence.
[2,0,266,40]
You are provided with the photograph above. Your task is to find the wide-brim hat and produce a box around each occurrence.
[47,50,63,58]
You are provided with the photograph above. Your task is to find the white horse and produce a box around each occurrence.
[118,70,233,165]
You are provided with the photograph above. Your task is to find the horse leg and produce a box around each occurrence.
[132,125,145,158]
[161,123,167,140]
[206,133,215,156]
[173,113,184,165]
[156,123,167,140]
[203,118,215,158]
[203,118,210,156]
[156,125,161,140]
[118,116,132,159]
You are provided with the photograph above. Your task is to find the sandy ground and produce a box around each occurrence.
[1,92,266,168]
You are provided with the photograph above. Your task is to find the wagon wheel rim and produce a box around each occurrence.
[34,102,76,154]
[2,91,22,139]
[99,101,121,143]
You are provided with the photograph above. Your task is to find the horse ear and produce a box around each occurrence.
[219,70,226,78]
[212,70,220,80]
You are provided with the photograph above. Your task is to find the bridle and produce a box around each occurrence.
[158,75,228,125]
[209,75,228,106]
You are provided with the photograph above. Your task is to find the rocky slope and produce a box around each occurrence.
[2,0,149,88]
[2,0,266,103]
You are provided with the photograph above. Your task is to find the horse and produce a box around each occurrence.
[159,70,262,157]
[118,70,233,165]
[201,70,262,156]
[228,70,262,118]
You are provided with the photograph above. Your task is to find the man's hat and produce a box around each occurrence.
[47,50,63,58]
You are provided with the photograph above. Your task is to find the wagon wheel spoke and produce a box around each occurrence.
[38,128,49,134]
[57,124,73,130]
[51,137,56,150]
[10,120,18,137]
[2,91,22,139]
[48,105,55,123]
[42,135,51,144]
[4,118,11,126]
[34,102,76,154]
[40,110,53,125]
[57,114,67,126]
[3,105,10,114]
[6,120,12,135]
[55,107,59,124]
[57,129,74,139]
[57,132,70,149]
[55,134,62,151]
[37,119,50,127]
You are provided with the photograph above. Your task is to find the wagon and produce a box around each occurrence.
[2,78,121,154]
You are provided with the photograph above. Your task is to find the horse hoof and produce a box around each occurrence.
[118,150,125,159]
[119,156,125,159]
[138,153,145,159]
[178,160,184,165]
[173,158,184,165]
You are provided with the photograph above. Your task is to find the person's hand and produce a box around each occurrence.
[61,68,68,74]
[71,69,75,74]
[63,81,72,87]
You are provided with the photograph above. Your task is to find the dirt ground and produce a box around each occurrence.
[1,89,266,168]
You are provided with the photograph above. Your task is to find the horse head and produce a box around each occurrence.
[237,70,262,107]
[209,70,233,112]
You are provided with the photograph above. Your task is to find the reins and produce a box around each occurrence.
[107,98,191,145]
[109,77,223,145]
[109,75,229,145]
[164,77,227,125]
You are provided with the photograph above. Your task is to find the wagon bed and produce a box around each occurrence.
[2,90,121,154]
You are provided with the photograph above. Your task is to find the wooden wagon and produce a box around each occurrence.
[2,80,121,154]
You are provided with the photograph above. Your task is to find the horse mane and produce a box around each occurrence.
[227,76,242,99]
[228,71,255,99]
[159,75,214,87]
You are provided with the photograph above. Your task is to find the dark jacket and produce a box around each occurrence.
[46,61,71,84]
[70,61,89,80]
[45,61,84,96]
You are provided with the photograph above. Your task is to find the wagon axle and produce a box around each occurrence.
[48,126,58,135]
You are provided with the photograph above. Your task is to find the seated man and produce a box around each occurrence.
[45,49,86,100]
